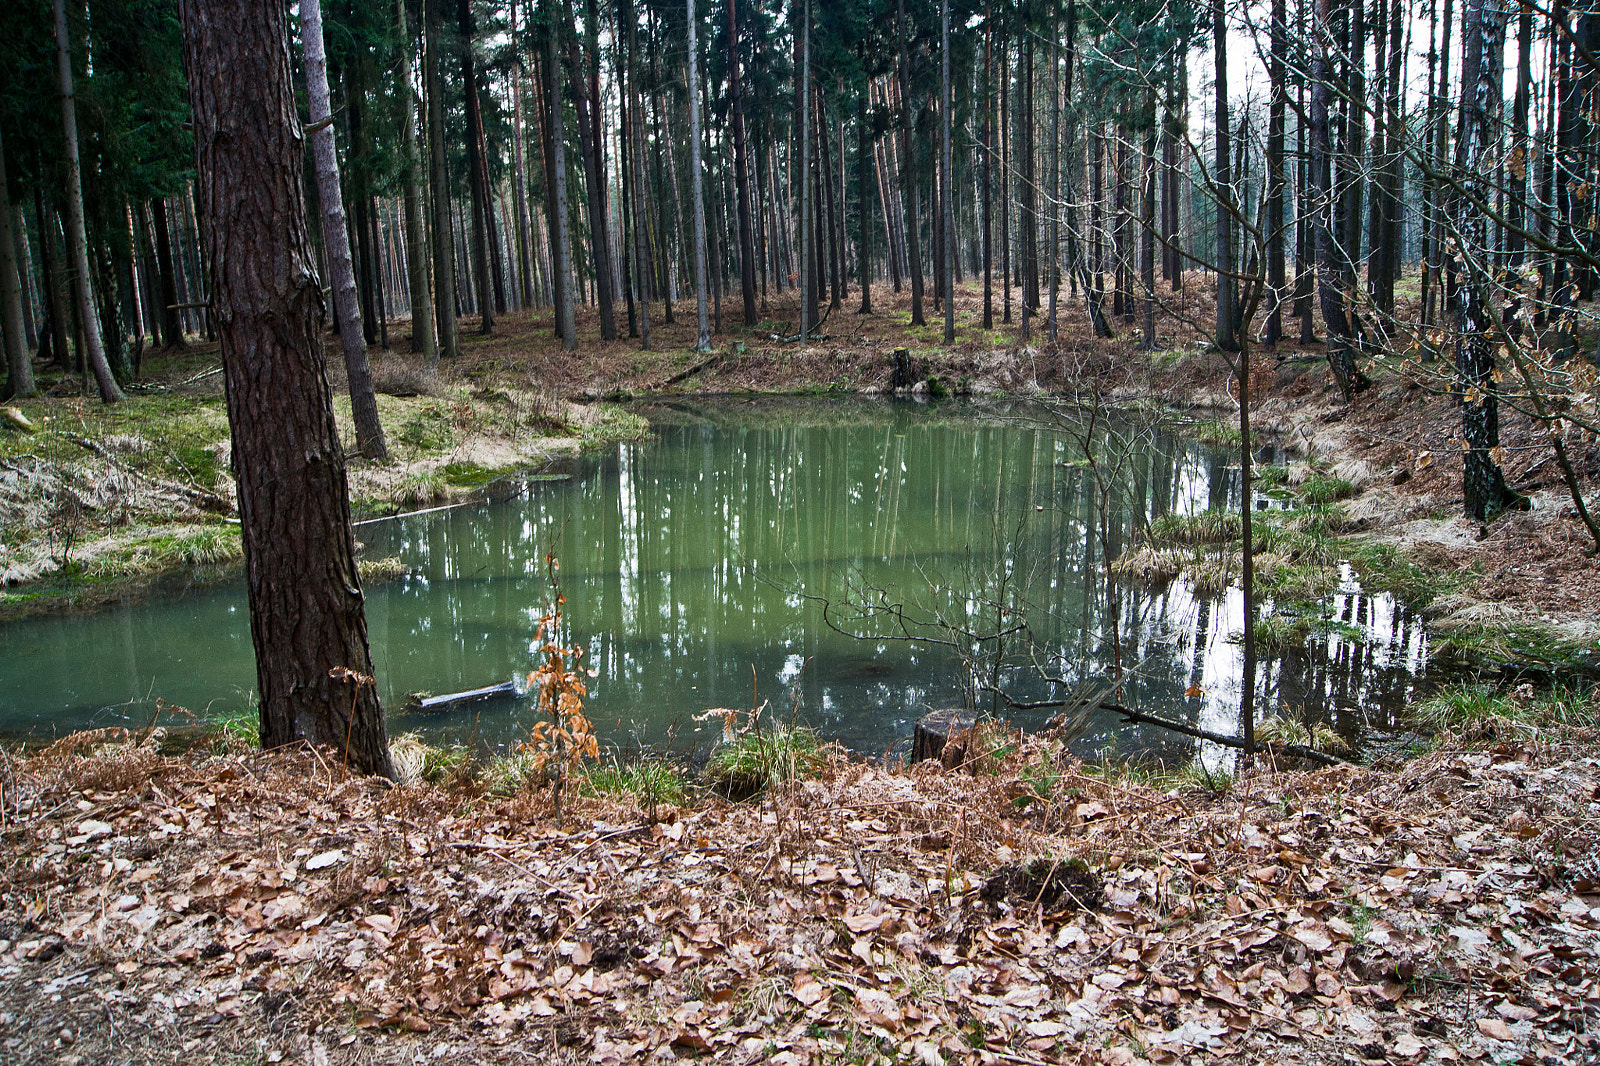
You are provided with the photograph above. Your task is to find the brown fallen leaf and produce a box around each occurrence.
[1476,1017,1515,1041]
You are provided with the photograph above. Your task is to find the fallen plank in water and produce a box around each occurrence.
[410,681,518,712]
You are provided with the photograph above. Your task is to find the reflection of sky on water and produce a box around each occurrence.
[0,398,1427,762]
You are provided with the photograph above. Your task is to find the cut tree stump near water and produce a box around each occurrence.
[911,708,975,764]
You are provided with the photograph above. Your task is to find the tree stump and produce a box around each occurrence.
[911,708,975,765]
[891,347,913,391]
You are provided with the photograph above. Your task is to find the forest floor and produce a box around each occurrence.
[0,713,1597,1065]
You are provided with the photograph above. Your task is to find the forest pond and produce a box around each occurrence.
[1,397,1427,763]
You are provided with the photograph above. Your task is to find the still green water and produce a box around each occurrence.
[0,398,1426,760]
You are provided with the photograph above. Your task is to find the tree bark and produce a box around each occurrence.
[1451,0,1519,521]
[301,0,386,461]
[896,0,925,327]
[1263,0,1286,346]
[0,125,35,399]
[424,0,460,359]
[457,0,495,333]
[1311,0,1367,399]
[394,0,437,367]
[567,1,618,340]
[688,0,710,350]
[53,0,122,402]
[544,11,576,350]
[941,0,954,343]
[178,0,394,780]
[726,0,759,326]
[1212,0,1238,352]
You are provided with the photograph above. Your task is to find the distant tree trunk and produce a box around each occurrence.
[149,198,184,348]
[1263,0,1286,347]
[688,0,711,350]
[0,126,35,399]
[623,0,651,349]
[858,87,875,314]
[941,0,955,343]
[53,0,122,403]
[800,0,813,340]
[179,0,394,780]
[424,0,459,359]
[726,0,759,326]
[981,7,993,329]
[1212,0,1238,352]
[1311,0,1367,398]
[543,13,576,350]
[1451,0,1518,521]
[509,2,536,312]
[301,0,386,461]
[1141,108,1156,350]
[1506,0,1532,269]
[457,0,495,333]
[395,0,436,367]
[568,0,617,340]
[896,0,925,327]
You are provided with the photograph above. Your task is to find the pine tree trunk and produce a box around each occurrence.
[568,3,618,340]
[302,0,386,460]
[1451,0,1518,521]
[509,2,536,312]
[800,0,813,340]
[1311,0,1367,398]
[179,0,394,780]
[688,0,711,350]
[622,0,651,349]
[394,0,436,367]
[544,13,576,350]
[53,0,122,402]
[1213,0,1238,352]
[1264,0,1286,346]
[941,0,955,343]
[896,0,925,327]
[424,0,460,359]
[727,0,759,325]
[0,125,35,399]
[981,9,993,329]
[858,87,875,314]
[457,0,495,333]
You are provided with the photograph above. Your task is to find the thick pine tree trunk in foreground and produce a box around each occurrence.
[0,125,35,399]
[179,0,395,780]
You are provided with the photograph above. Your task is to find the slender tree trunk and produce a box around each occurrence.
[941,0,955,343]
[509,2,535,312]
[727,0,759,326]
[622,0,651,349]
[424,0,460,359]
[981,7,993,329]
[302,0,386,460]
[544,13,576,350]
[458,0,495,333]
[568,4,617,340]
[53,0,122,402]
[1264,0,1286,346]
[688,0,711,350]
[858,86,874,314]
[1141,107,1156,350]
[800,0,812,340]
[896,0,925,326]
[394,0,436,367]
[0,126,35,399]
[179,0,394,780]
[1213,0,1238,352]
[1311,0,1368,398]
[1451,0,1518,521]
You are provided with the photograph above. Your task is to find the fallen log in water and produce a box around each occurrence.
[408,681,518,713]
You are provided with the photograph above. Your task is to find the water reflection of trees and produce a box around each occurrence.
[360,401,1427,756]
